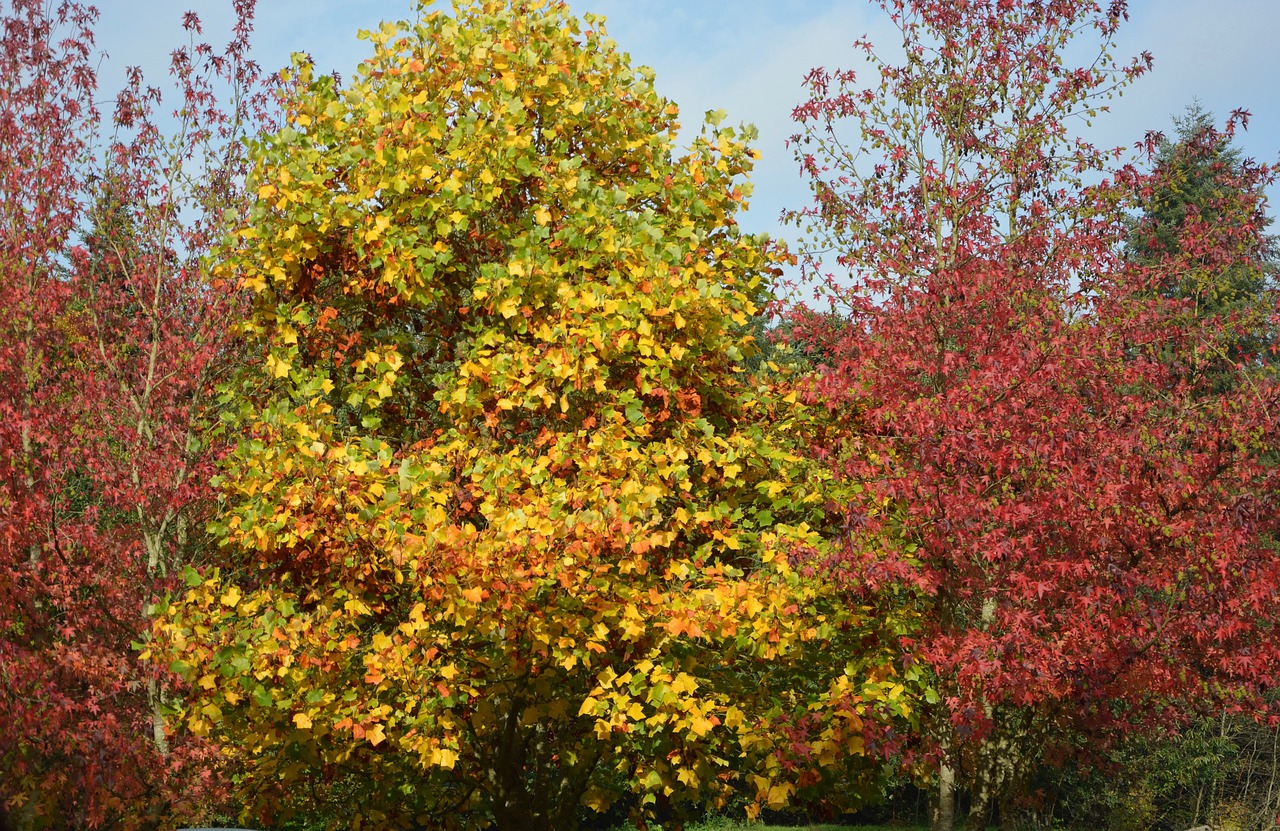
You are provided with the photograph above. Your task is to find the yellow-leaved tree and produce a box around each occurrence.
[152,1,919,828]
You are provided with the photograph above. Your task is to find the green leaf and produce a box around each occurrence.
[181,564,203,588]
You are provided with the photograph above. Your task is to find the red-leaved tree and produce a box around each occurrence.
[0,1,274,827]
[786,1,1280,829]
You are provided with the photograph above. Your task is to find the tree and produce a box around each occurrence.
[787,2,1280,830]
[154,2,917,829]
[0,4,102,821]
[1128,104,1279,387]
[0,1,274,827]
[1038,104,1280,831]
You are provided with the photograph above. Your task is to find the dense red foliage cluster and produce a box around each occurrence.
[0,1,273,826]
[787,0,1280,826]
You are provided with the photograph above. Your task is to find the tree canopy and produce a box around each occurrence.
[787,2,1280,829]
[0,0,273,826]
[153,2,916,828]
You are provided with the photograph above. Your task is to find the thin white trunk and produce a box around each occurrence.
[147,677,169,756]
[932,748,957,831]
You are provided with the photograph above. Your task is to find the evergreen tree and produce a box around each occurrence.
[1128,104,1278,383]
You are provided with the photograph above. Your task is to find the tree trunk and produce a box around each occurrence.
[931,759,957,831]
[997,795,1020,831]
[970,756,992,830]
[147,677,169,756]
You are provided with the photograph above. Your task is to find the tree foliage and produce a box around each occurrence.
[154,2,917,829]
[1128,104,1279,384]
[787,1,1280,829]
[1036,104,1280,831]
[0,1,274,827]
[10,1,1279,828]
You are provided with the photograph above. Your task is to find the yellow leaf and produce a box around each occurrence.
[767,781,795,809]
[584,789,611,811]
[294,712,313,730]
[368,723,386,746]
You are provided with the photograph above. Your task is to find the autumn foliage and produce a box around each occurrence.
[151,2,915,829]
[788,0,1280,828]
[0,0,272,827]
[5,0,1280,829]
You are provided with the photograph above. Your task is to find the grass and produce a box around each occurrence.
[678,820,926,831]
[606,813,935,831]
[715,826,918,831]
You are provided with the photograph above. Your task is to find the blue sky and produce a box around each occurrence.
[90,0,1280,258]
